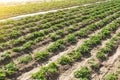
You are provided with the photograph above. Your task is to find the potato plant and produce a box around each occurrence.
[34,51,49,61]
[104,73,117,80]
[58,56,72,65]
[66,34,77,44]
[74,67,91,79]
[18,55,32,64]
[5,63,18,75]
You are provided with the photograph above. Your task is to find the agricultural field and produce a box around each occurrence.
[0,0,104,20]
[0,0,120,80]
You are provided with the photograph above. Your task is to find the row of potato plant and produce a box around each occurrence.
[31,15,120,80]
[0,4,119,53]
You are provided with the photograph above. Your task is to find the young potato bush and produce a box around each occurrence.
[18,55,32,64]
[87,24,97,31]
[0,52,10,61]
[68,51,82,60]
[66,27,74,33]
[74,67,91,79]
[0,69,5,80]
[66,34,77,44]
[34,51,49,61]
[77,44,90,55]
[56,30,64,36]
[90,63,99,71]
[58,56,72,65]
[84,36,101,47]
[99,29,111,39]
[49,33,57,40]
[12,47,22,52]
[76,29,87,38]
[34,37,44,43]
[22,41,35,50]
[9,30,20,38]
[52,25,59,31]
[48,39,65,52]
[104,73,117,80]
[5,63,18,75]
[32,62,58,80]
[96,51,105,60]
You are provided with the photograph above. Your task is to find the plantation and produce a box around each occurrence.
[0,0,120,80]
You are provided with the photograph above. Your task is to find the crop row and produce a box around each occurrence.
[0,1,118,43]
[0,6,119,70]
[0,7,119,68]
[0,3,100,37]
[0,1,114,29]
[75,32,120,80]
[31,17,120,80]
[0,4,119,54]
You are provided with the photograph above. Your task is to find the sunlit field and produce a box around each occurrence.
[0,0,104,20]
[0,0,120,80]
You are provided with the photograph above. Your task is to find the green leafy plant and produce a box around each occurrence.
[56,30,64,36]
[48,39,65,52]
[34,51,49,61]
[32,62,58,80]
[49,33,57,40]
[68,51,82,60]
[9,30,19,38]
[0,69,6,80]
[66,27,74,33]
[12,47,22,52]
[22,41,35,50]
[77,44,90,55]
[74,67,91,79]
[5,63,18,75]
[18,55,32,64]
[66,34,76,44]
[104,73,117,80]
[58,56,72,65]
[77,29,87,38]
[1,52,10,61]
[96,51,105,60]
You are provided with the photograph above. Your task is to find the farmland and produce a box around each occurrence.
[0,0,104,20]
[0,0,120,80]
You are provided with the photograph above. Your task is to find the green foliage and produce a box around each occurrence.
[34,51,49,61]
[22,41,35,50]
[87,24,97,31]
[74,67,90,79]
[105,73,117,80]
[56,30,64,36]
[49,33,57,40]
[0,69,5,80]
[58,56,72,65]
[84,36,101,47]
[99,29,111,39]
[66,34,76,44]
[12,47,22,52]
[9,30,19,38]
[1,52,10,61]
[5,63,18,75]
[77,44,90,55]
[66,27,74,33]
[96,51,105,60]
[77,29,87,38]
[32,62,58,80]
[90,63,99,71]
[68,51,82,60]
[18,55,32,64]
[48,39,65,52]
